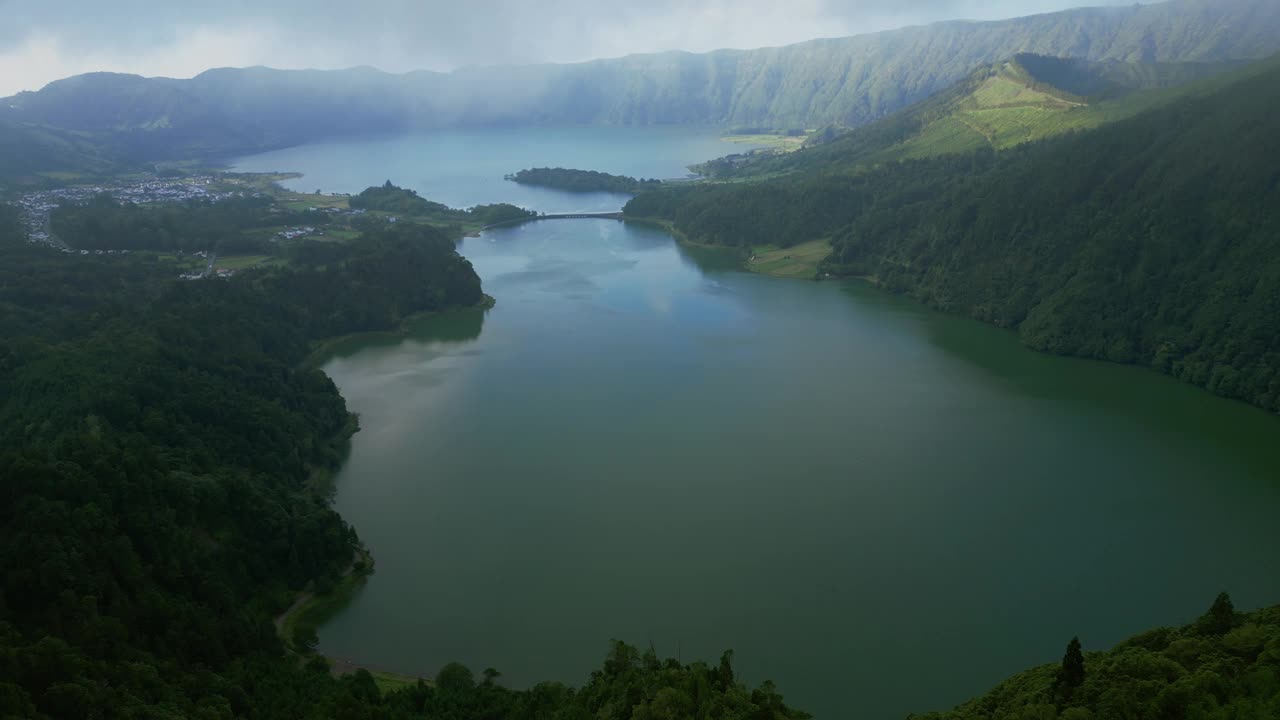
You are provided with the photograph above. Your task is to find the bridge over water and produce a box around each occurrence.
[479,211,625,231]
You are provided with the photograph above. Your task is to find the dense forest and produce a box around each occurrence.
[0,206,815,718]
[51,194,322,252]
[911,594,1280,720]
[627,54,1280,413]
[507,168,660,194]
[350,181,534,226]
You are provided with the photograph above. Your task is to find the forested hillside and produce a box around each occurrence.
[349,181,535,225]
[0,118,118,180]
[0,205,814,718]
[508,168,660,194]
[914,594,1280,720]
[0,217,465,717]
[627,54,1280,412]
[695,53,1246,180]
[51,194,320,253]
[2,0,1278,172]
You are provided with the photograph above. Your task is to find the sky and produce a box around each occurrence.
[0,0,1143,96]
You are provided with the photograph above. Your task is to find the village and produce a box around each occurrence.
[6,173,418,282]
[14,175,239,248]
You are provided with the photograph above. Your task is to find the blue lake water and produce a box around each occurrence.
[232,128,1280,719]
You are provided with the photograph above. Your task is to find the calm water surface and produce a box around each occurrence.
[232,126,742,213]
[234,130,1280,720]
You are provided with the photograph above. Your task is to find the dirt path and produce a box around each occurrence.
[273,556,360,635]
[273,588,315,633]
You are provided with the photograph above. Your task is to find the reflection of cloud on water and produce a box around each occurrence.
[645,289,674,315]
[342,347,483,451]
[701,278,733,296]
[492,255,639,298]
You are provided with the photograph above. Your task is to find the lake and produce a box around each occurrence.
[231,125,742,213]
[232,128,1280,720]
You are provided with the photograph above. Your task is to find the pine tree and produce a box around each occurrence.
[1199,592,1236,635]
[1056,636,1085,700]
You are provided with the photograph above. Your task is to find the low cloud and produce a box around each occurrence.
[0,0,1142,96]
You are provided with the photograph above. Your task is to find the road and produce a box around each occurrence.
[478,211,626,232]
[42,211,70,251]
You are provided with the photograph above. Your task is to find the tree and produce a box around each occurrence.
[1056,636,1085,699]
[435,662,476,693]
[717,649,735,688]
[1199,592,1236,636]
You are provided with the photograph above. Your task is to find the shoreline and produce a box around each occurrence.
[272,547,428,690]
[624,216,832,280]
[300,295,496,368]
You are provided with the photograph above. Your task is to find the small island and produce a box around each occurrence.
[352,180,536,225]
[505,167,661,194]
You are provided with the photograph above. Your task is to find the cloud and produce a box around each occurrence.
[0,27,276,93]
[0,0,1142,96]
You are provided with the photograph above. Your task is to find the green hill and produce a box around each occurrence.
[0,118,119,183]
[915,594,1280,720]
[698,54,1244,179]
[0,194,818,719]
[3,0,1278,172]
[626,53,1280,412]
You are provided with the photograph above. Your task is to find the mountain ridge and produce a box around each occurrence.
[2,0,1278,174]
[695,51,1250,179]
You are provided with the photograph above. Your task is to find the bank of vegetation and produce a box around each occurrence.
[52,194,323,253]
[627,54,1280,413]
[350,181,534,227]
[912,594,1280,720]
[506,167,661,194]
[0,202,815,719]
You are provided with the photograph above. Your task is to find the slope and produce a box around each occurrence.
[0,118,119,183]
[2,0,1278,169]
[823,53,1280,411]
[913,594,1280,720]
[626,53,1280,412]
[698,53,1244,179]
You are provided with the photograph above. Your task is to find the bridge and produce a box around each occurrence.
[479,211,625,231]
[540,212,625,220]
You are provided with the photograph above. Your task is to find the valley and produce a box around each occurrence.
[2,1,1280,718]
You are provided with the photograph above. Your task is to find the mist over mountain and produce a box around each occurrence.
[2,0,1278,168]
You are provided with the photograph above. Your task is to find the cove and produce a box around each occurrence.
[233,130,1280,719]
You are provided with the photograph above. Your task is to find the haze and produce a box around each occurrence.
[1,0,1142,96]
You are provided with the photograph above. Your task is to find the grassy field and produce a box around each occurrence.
[215,254,273,270]
[747,239,831,278]
[890,65,1228,161]
[223,172,351,211]
[317,228,362,242]
[722,133,808,151]
[155,253,206,270]
[282,195,348,211]
[369,669,425,694]
[37,171,90,182]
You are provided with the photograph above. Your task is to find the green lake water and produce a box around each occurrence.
[233,129,1280,719]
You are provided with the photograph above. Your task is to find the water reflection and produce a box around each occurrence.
[320,305,488,361]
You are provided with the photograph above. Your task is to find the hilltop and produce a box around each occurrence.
[2,0,1279,178]
[698,53,1242,178]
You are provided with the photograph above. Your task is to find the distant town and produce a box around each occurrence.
[15,175,238,249]
[5,173,397,279]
